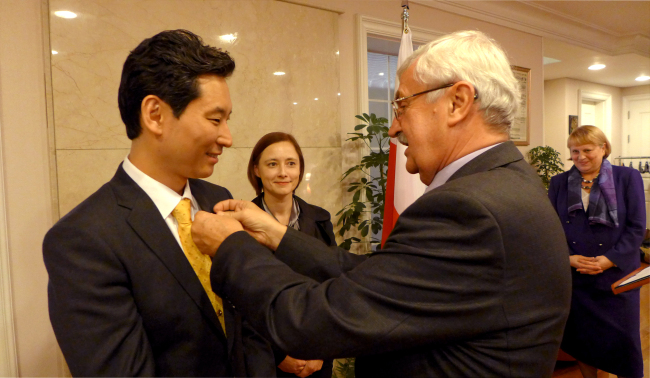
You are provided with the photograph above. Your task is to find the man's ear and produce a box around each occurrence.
[447,82,475,127]
[140,95,166,136]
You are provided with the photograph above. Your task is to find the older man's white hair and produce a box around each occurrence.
[397,30,520,134]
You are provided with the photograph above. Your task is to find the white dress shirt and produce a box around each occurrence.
[122,156,199,249]
[425,143,503,193]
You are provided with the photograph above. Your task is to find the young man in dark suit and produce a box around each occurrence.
[192,30,573,377]
[43,30,274,376]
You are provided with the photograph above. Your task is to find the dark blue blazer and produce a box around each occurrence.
[548,164,646,291]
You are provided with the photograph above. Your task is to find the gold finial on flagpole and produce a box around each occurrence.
[401,0,410,34]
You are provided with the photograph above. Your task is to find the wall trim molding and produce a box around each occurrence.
[411,0,650,58]
[0,101,18,378]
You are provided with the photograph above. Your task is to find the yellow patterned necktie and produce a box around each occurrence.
[171,198,226,336]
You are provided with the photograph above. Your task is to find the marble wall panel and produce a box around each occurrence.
[50,0,340,150]
[56,149,129,216]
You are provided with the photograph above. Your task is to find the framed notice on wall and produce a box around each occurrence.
[510,66,530,146]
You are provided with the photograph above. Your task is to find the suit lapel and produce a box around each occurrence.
[111,166,227,344]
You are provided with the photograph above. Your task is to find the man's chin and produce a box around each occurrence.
[405,162,418,175]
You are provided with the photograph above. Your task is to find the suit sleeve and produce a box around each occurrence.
[604,170,646,272]
[322,219,337,246]
[43,224,155,376]
[211,190,509,360]
[274,227,366,282]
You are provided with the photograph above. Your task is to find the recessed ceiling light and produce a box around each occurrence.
[314,98,318,101]
[635,75,650,82]
[378,72,384,76]
[219,33,237,43]
[54,10,77,18]
[588,64,606,70]
[293,102,298,105]
[273,72,285,76]
[51,50,58,55]
[335,51,339,55]
[337,93,340,96]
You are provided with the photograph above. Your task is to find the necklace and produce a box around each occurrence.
[581,176,596,184]
[580,174,598,190]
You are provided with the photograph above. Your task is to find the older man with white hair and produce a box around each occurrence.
[192,30,572,377]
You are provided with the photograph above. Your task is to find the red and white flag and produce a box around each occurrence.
[381,12,427,247]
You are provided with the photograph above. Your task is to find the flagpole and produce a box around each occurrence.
[402,0,409,35]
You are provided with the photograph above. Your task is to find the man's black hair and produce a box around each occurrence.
[118,29,235,139]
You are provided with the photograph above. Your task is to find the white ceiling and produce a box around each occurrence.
[412,0,650,87]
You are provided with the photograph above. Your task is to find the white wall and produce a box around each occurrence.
[622,84,650,97]
[0,0,63,376]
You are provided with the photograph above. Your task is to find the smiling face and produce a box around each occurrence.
[388,62,451,185]
[569,142,606,176]
[254,141,301,199]
[159,74,233,185]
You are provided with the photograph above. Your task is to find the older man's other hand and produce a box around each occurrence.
[213,200,287,251]
[192,211,243,257]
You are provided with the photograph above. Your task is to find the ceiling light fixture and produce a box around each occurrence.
[293,102,298,105]
[378,72,384,76]
[588,64,606,70]
[54,10,77,18]
[51,50,58,55]
[635,75,650,82]
[314,98,319,101]
[219,33,237,43]
[273,72,285,76]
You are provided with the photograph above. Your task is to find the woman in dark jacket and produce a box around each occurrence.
[548,126,645,378]
[247,132,335,378]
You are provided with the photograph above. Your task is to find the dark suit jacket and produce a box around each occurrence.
[548,164,646,291]
[43,165,274,377]
[211,142,572,377]
[252,194,336,378]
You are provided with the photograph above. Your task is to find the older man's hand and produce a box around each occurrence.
[213,200,287,251]
[191,211,244,257]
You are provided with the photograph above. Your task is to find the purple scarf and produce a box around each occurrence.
[567,159,618,228]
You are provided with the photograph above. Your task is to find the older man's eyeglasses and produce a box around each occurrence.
[391,83,479,121]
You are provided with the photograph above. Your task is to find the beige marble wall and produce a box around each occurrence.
[50,0,342,221]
